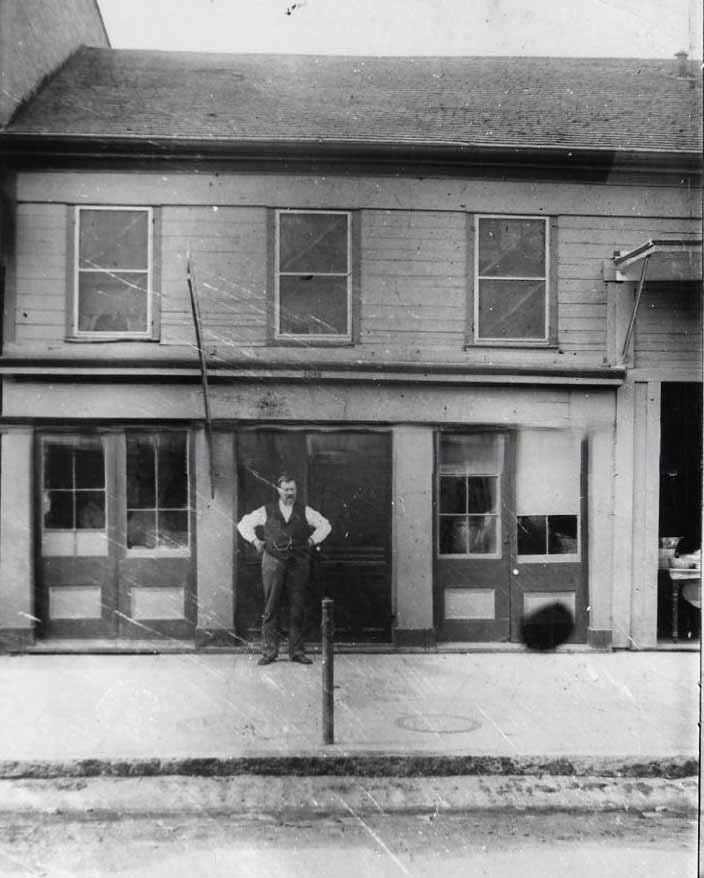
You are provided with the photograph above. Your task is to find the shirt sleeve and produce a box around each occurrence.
[305,506,332,545]
[236,506,266,543]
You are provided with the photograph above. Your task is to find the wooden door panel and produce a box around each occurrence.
[308,432,392,640]
[435,432,512,642]
[39,557,116,638]
[118,557,195,639]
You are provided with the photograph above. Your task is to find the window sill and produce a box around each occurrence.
[464,341,560,351]
[270,337,356,348]
[66,336,160,344]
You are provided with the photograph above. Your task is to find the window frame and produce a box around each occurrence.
[39,434,109,558]
[70,205,159,341]
[271,208,357,345]
[125,430,192,559]
[437,469,503,559]
[470,214,556,347]
[516,512,581,564]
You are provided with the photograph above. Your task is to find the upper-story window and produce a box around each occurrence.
[275,209,352,342]
[73,206,155,339]
[474,216,551,345]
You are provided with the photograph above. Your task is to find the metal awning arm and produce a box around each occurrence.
[186,254,216,498]
[620,254,650,362]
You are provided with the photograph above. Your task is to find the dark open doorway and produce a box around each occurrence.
[658,382,702,642]
[235,428,392,644]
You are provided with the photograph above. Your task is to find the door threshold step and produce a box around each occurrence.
[22,639,605,655]
[26,639,197,654]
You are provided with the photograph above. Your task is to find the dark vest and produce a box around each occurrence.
[263,502,311,560]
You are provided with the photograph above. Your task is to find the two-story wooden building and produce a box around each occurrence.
[0,49,700,651]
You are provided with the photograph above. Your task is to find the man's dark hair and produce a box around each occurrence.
[276,473,296,487]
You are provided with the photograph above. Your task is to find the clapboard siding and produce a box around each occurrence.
[160,206,268,348]
[634,282,702,370]
[361,209,466,346]
[10,177,701,368]
[17,172,699,219]
[13,203,67,341]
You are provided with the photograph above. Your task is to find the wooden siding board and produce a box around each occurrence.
[17,173,701,219]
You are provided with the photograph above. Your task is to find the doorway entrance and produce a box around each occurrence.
[658,382,702,641]
[36,430,196,639]
[235,429,392,643]
[434,429,588,642]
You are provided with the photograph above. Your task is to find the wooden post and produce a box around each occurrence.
[321,598,335,745]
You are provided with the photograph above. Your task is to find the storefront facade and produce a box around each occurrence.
[0,52,700,651]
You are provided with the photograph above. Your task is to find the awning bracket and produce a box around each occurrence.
[620,254,650,362]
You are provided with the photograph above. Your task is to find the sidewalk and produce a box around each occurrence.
[0,650,699,814]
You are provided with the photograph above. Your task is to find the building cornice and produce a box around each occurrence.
[1,133,700,178]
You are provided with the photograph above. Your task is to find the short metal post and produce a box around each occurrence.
[321,598,334,745]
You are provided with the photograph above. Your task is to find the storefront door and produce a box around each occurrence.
[435,431,514,641]
[435,429,587,643]
[235,429,392,643]
[37,430,196,639]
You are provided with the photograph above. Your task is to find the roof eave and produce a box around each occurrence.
[1,132,701,173]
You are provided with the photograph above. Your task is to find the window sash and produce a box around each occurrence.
[73,206,154,338]
[516,513,581,563]
[474,215,550,343]
[41,437,107,534]
[437,472,502,558]
[126,432,191,556]
[274,209,352,340]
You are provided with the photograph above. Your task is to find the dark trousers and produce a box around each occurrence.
[261,551,310,658]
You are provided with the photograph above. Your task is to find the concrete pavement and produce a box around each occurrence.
[0,650,699,814]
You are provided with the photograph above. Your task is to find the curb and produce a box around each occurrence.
[0,774,697,816]
[0,753,697,780]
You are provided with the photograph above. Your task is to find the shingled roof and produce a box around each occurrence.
[4,47,702,155]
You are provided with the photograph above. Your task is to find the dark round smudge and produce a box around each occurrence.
[520,602,575,651]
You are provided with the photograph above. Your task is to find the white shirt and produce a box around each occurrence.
[237,501,332,546]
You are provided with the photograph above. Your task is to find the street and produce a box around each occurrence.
[0,810,696,877]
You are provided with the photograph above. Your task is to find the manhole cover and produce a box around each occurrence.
[395,714,482,734]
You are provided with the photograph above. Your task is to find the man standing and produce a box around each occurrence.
[237,474,331,666]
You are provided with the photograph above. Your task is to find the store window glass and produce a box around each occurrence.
[437,434,502,556]
[126,432,190,552]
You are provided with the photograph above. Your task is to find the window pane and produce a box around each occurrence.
[159,511,189,549]
[44,445,73,489]
[468,515,497,553]
[157,434,188,508]
[44,492,73,529]
[438,433,501,474]
[79,210,149,270]
[478,218,546,277]
[467,477,497,514]
[127,510,157,549]
[279,213,348,273]
[75,447,105,489]
[76,492,105,529]
[548,515,579,554]
[477,279,546,340]
[439,516,468,554]
[439,476,466,514]
[517,515,547,554]
[78,272,149,333]
[127,437,156,508]
[279,275,348,335]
